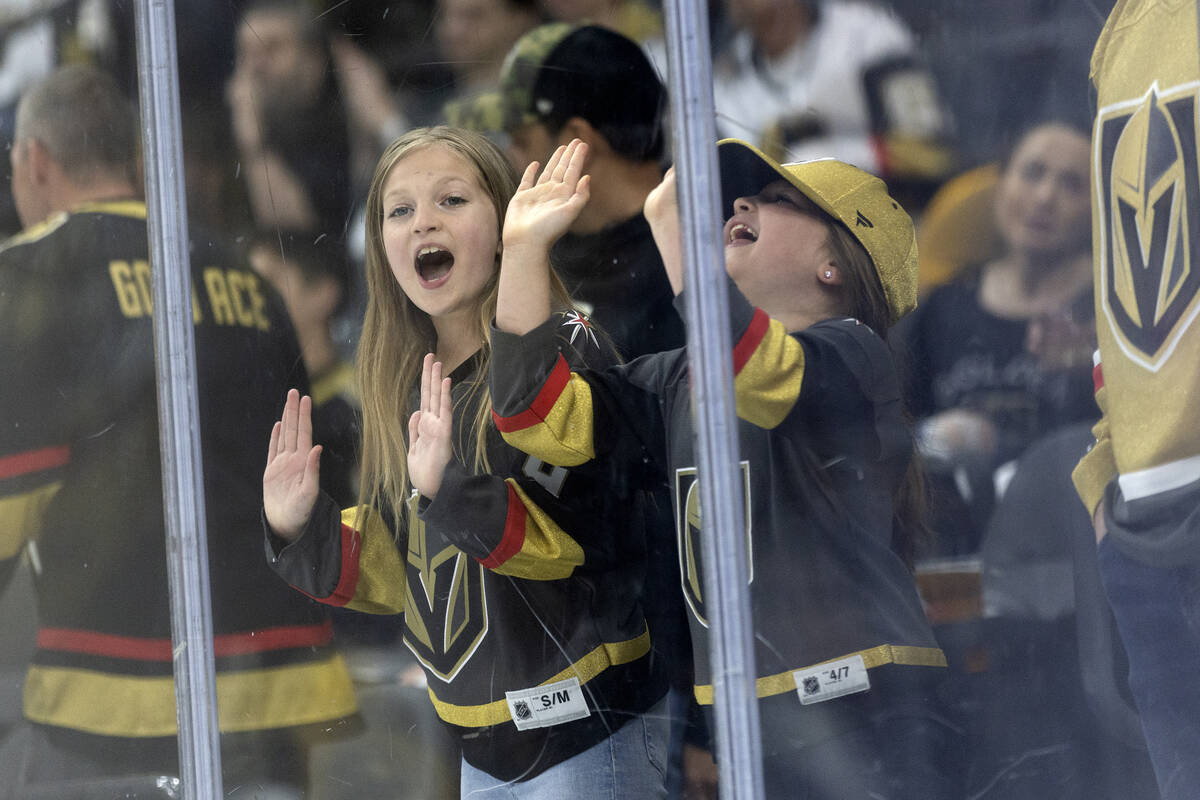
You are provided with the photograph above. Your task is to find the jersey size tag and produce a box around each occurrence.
[793,654,870,705]
[505,677,591,730]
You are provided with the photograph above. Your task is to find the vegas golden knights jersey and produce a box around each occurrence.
[268,341,668,781]
[491,282,945,728]
[0,203,356,737]
[1074,0,1200,515]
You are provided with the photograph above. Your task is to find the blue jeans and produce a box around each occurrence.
[459,696,669,799]
[760,706,962,799]
[1098,535,1200,800]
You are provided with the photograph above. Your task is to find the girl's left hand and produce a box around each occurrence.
[502,139,591,253]
[408,353,454,499]
[644,166,685,295]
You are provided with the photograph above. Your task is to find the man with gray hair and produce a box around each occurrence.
[0,65,357,795]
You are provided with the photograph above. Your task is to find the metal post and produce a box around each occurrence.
[132,1,223,796]
[660,2,765,798]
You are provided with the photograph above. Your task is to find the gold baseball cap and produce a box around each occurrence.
[717,138,919,323]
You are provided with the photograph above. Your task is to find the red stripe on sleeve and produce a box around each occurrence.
[492,355,572,433]
[36,621,334,661]
[0,445,71,480]
[732,309,770,376]
[325,524,362,607]
[479,483,527,569]
[1093,362,1104,392]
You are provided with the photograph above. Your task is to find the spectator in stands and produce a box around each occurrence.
[333,0,545,272]
[896,120,1098,555]
[449,22,684,358]
[0,64,357,796]
[712,0,953,202]
[227,0,354,237]
[437,0,543,99]
[1074,2,1200,797]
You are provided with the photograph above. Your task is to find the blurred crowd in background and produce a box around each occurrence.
[0,0,1166,798]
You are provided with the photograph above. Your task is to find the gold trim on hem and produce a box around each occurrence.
[693,644,947,705]
[427,626,651,727]
[23,656,357,737]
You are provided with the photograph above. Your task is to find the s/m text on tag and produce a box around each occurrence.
[505,676,591,730]
[793,654,870,705]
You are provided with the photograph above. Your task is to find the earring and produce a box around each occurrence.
[824,270,832,279]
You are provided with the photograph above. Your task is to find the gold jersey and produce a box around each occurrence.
[1074,0,1200,513]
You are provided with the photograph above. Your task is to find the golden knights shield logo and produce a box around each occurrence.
[1095,80,1200,371]
[675,463,753,628]
[402,494,488,682]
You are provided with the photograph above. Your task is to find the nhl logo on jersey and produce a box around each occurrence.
[674,463,754,628]
[1095,80,1200,371]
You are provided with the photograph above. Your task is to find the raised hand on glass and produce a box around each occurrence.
[497,139,591,335]
[502,138,591,254]
[263,388,322,541]
[408,353,454,499]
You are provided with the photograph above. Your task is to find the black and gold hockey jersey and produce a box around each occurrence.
[1073,0,1200,559]
[490,281,945,732]
[267,334,667,781]
[0,202,356,737]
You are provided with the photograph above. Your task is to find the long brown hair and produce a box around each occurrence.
[807,200,933,566]
[355,126,572,528]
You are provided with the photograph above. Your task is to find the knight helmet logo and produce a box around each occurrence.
[1096,81,1200,371]
[402,493,489,683]
[674,463,754,628]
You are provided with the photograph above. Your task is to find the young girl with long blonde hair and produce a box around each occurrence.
[262,127,670,796]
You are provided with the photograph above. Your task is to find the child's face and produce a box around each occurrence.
[381,144,500,323]
[722,179,833,310]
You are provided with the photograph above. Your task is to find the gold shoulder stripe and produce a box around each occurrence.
[733,315,806,430]
[484,480,584,580]
[23,655,357,736]
[340,505,408,614]
[693,644,947,704]
[495,357,597,467]
[426,626,651,727]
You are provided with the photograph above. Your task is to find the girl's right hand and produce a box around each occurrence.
[263,389,323,542]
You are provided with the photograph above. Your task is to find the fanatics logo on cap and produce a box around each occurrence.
[855,211,874,228]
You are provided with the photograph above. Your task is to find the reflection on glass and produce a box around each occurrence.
[0,1,1174,798]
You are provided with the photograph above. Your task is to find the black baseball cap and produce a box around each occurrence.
[446,23,666,160]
